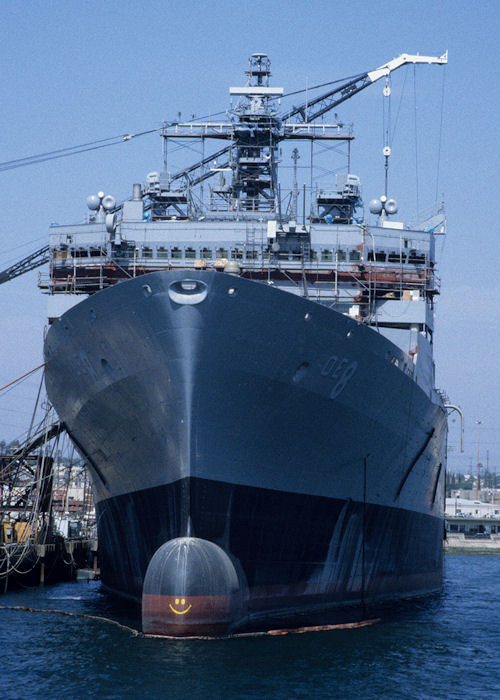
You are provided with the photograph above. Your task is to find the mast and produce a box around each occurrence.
[229,54,283,212]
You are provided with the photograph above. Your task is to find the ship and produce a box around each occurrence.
[42,52,449,636]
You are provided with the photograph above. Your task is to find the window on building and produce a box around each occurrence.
[201,247,212,259]
[321,249,333,262]
[336,249,346,262]
[142,247,153,259]
[216,248,228,259]
[158,247,168,259]
[185,247,196,259]
[171,247,182,259]
[349,250,361,261]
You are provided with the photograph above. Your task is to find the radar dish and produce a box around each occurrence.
[105,213,117,233]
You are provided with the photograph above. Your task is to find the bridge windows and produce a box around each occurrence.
[201,247,212,259]
[408,249,426,264]
[349,250,361,261]
[388,251,407,263]
[367,250,387,262]
[72,248,89,258]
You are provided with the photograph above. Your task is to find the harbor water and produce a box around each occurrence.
[1,554,499,699]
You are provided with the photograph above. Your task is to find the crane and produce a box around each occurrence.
[163,51,448,190]
[0,245,50,285]
[281,52,448,123]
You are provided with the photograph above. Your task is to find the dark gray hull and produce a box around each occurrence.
[44,270,447,633]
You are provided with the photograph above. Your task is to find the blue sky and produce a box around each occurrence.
[0,0,499,472]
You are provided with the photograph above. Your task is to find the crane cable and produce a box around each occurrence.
[413,65,420,220]
[0,129,158,172]
[435,64,447,203]
[0,71,366,174]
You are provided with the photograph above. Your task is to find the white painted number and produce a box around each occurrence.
[321,355,358,399]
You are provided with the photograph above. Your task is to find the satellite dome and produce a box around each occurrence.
[369,199,383,215]
[102,195,116,212]
[86,195,101,211]
[385,198,398,215]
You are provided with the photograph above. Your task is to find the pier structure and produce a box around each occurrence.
[444,497,500,552]
[0,403,98,591]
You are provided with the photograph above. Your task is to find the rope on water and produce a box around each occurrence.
[146,617,382,639]
[0,605,142,637]
[1,605,381,639]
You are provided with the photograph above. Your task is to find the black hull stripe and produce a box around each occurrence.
[96,476,443,621]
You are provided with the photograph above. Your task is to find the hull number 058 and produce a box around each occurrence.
[321,356,358,399]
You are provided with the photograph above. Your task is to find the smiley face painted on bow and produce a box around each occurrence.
[169,597,192,615]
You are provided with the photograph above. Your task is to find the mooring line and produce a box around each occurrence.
[0,605,141,637]
[1,605,381,640]
[0,363,46,393]
[146,618,382,640]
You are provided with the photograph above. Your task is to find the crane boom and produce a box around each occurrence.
[0,245,50,285]
[366,51,448,82]
[147,52,448,196]
[282,51,448,124]
[169,145,231,183]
